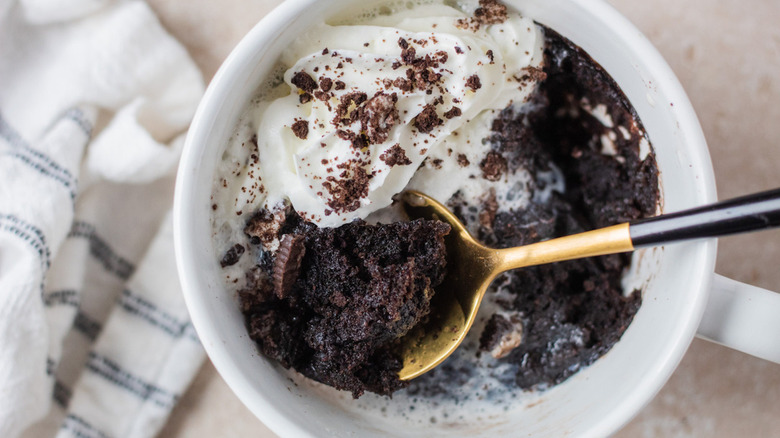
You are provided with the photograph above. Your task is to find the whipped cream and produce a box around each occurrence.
[248,3,545,227]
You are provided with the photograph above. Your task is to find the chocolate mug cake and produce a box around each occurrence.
[210,0,658,403]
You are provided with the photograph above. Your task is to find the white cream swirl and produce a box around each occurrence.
[253,3,544,227]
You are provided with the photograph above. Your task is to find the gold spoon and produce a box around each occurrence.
[397,188,780,380]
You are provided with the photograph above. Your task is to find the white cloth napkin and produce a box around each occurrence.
[0,0,206,436]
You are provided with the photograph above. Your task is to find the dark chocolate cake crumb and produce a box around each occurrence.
[313,90,330,102]
[393,77,413,92]
[443,106,462,119]
[400,46,416,65]
[515,66,548,84]
[336,129,370,150]
[291,71,317,94]
[456,153,470,167]
[244,207,287,248]
[291,120,309,139]
[380,144,412,167]
[360,92,399,144]
[478,188,498,228]
[319,77,333,92]
[393,40,447,93]
[322,162,371,214]
[480,151,507,181]
[413,104,443,133]
[334,91,368,126]
[474,0,508,25]
[456,0,507,30]
[334,80,346,90]
[465,74,482,91]
[240,218,451,397]
[220,244,245,267]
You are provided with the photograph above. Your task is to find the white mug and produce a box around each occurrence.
[173,0,780,436]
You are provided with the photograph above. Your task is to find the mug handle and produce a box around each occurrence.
[697,274,780,363]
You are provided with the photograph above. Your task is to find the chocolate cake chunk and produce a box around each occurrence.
[539,31,659,228]
[486,31,656,388]
[239,218,450,397]
[481,198,642,387]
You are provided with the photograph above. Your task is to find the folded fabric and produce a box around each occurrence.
[0,0,206,436]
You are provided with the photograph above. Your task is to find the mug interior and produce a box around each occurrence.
[174,0,717,436]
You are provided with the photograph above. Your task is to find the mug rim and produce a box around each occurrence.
[173,0,717,436]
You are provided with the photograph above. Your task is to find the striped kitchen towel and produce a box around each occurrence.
[0,0,206,437]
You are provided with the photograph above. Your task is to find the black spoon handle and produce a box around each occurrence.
[629,188,780,248]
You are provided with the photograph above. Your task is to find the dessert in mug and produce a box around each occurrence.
[211,0,659,410]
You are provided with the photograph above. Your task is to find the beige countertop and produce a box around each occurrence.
[148,0,780,436]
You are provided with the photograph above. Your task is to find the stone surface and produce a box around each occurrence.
[150,0,780,436]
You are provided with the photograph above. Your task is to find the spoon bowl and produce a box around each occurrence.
[397,191,497,380]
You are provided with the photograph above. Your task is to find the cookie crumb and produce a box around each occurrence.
[443,106,462,119]
[220,244,245,268]
[480,151,507,181]
[413,104,443,133]
[465,74,482,91]
[380,144,412,167]
[291,71,317,93]
[291,120,309,139]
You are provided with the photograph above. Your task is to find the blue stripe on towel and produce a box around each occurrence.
[85,352,179,409]
[0,111,82,200]
[68,221,135,281]
[62,413,111,438]
[0,214,51,270]
[119,289,199,342]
